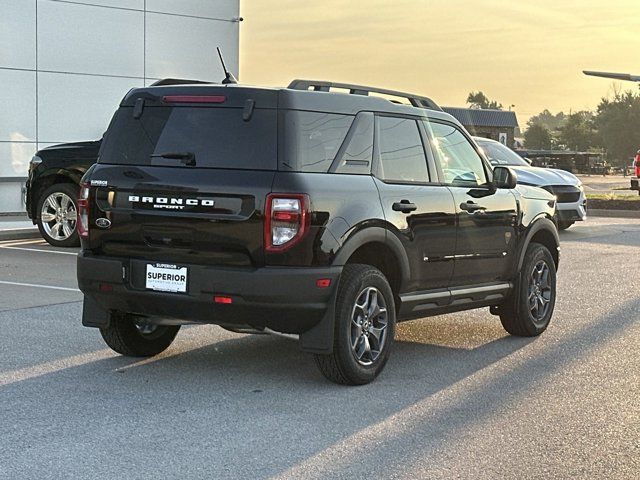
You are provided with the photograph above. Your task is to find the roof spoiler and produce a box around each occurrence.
[288,79,442,111]
[150,78,213,87]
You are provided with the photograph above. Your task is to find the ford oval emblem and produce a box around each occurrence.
[95,217,111,229]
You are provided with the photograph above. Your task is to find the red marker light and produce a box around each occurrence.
[316,279,331,288]
[99,283,113,292]
[214,296,233,304]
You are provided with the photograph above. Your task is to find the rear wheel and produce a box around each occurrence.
[314,264,396,385]
[100,313,180,357]
[36,183,80,247]
[499,242,556,336]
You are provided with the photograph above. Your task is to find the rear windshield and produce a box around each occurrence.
[99,106,278,170]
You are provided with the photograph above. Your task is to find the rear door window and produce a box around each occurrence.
[99,106,278,170]
[376,116,429,183]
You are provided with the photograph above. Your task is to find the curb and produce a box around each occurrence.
[0,228,41,241]
[588,209,640,219]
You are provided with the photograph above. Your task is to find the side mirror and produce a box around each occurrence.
[493,166,517,189]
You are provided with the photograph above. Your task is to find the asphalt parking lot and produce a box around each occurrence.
[1,217,639,479]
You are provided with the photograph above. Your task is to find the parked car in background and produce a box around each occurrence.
[475,137,586,230]
[26,141,100,246]
[631,150,640,195]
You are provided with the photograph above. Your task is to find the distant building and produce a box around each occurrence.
[442,107,519,148]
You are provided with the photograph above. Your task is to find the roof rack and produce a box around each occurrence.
[150,78,212,86]
[287,79,441,111]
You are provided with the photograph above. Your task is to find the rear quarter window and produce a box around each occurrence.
[280,111,353,173]
[333,112,374,175]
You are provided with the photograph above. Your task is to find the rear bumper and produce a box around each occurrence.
[77,253,342,335]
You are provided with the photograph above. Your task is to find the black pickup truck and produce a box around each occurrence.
[77,79,560,385]
[26,141,100,246]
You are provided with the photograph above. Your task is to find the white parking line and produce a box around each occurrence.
[0,280,80,292]
[0,245,78,256]
[0,239,46,246]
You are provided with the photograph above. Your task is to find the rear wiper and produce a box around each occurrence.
[151,151,196,166]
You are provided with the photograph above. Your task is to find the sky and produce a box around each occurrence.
[239,0,640,125]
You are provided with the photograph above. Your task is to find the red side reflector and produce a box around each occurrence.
[316,279,331,288]
[99,283,113,292]
[214,296,233,304]
[162,95,226,104]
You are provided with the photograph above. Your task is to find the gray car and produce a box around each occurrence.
[475,137,587,230]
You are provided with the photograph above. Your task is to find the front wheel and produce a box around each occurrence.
[100,313,180,357]
[36,183,80,247]
[314,264,396,385]
[499,242,556,336]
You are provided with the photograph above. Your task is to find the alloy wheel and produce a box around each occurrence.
[528,260,552,321]
[350,287,389,366]
[40,192,77,241]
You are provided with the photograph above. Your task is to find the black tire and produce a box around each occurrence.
[36,183,80,247]
[100,313,180,357]
[499,242,556,337]
[314,264,396,385]
[557,220,574,230]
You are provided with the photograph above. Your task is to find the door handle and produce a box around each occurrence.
[392,200,418,213]
[460,201,486,213]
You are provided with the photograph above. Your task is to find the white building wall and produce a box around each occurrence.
[0,0,240,213]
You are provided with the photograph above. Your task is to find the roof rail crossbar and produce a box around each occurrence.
[150,78,213,86]
[288,79,442,111]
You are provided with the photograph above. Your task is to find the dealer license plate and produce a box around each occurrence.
[145,263,188,293]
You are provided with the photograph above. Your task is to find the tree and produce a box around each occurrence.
[524,123,552,150]
[466,91,503,110]
[594,90,640,165]
[557,111,597,151]
[527,109,566,132]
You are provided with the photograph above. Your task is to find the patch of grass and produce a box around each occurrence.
[586,193,639,201]
[586,193,640,210]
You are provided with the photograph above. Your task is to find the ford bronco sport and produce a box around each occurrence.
[77,79,559,385]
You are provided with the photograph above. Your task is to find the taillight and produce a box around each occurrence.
[265,193,310,252]
[77,183,90,239]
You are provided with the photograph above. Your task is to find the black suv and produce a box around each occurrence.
[78,79,559,385]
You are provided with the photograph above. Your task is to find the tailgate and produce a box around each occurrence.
[87,165,275,267]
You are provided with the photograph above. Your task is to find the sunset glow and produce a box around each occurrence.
[240,0,640,122]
